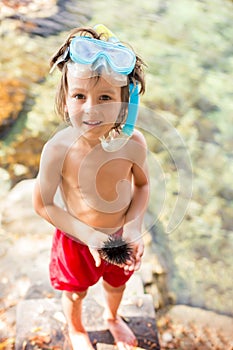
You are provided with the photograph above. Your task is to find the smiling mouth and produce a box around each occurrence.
[83,120,102,126]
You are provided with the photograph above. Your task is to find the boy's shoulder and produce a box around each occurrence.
[44,126,76,148]
[42,127,75,159]
[131,129,147,148]
[122,129,147,163]
[46,126,71,143]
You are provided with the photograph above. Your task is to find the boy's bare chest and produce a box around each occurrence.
[62,147,133,201]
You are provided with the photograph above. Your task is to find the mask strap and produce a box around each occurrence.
[94,23,119,43]
[49,47,70,74]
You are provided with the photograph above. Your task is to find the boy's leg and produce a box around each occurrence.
[62,290,94,350]
[102,280,137,349]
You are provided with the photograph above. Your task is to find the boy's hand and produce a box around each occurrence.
[87,229,144,272]
[87,231,109,267]
[122,230,144,273]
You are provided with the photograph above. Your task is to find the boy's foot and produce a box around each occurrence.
[106,316,138,350]
[68,330,94,350]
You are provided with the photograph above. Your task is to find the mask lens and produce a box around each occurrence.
[107,48,135,72]
[70,39,99,63]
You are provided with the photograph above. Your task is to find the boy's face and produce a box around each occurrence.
[65,70,122,140]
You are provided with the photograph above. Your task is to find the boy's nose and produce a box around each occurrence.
[83,96,95,112]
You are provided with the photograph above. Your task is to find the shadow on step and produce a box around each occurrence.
[88,316,160,350]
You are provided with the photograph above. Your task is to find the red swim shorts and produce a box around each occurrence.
[49,228,134,292]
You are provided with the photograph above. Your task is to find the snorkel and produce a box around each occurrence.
[94,24,140,151]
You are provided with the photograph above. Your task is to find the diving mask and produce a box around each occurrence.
[67,36,136,87]
[69,36,136,74]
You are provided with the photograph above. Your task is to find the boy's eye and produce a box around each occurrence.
[74,94,85,100]
[100,95,111,101]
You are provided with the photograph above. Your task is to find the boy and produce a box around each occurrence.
[33,24,149,350]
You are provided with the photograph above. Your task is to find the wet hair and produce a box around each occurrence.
[50,26,146,129]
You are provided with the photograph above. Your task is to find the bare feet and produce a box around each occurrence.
[68,330,94,350]
[106,315,138,350]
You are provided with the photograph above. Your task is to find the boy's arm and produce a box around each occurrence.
[123,131,150,271]
[33,140,108,266]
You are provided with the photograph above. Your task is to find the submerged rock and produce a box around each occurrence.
[0,136,45,187]
[194,118,220,143]
[0,79,27,137]
[219,206,233,231]
[1,0,92,37]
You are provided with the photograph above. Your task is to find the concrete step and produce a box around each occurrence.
[15,293,160,349]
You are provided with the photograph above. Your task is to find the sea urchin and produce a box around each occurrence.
[99,236,133,265]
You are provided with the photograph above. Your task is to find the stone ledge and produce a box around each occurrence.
[168,305,233,341]
[97,344,147,350]
[15,295,160,350]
